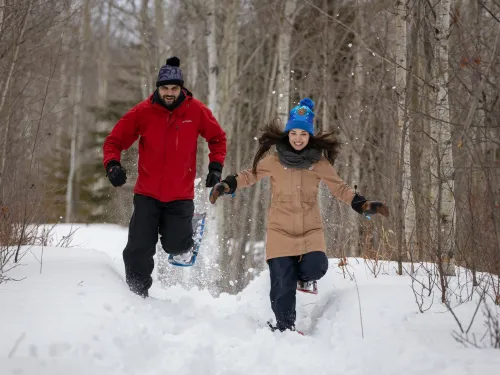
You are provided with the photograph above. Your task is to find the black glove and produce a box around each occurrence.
[106,160,127,187]
[206,162,222,187]
[351,191,389,217]
[351,193,367,214]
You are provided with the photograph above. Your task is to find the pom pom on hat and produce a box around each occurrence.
[156,56,184,87]
[166,56,180,67]
[299,98,315,110]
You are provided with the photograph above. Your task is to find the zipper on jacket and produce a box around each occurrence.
[159,112,172,198]
[176,125,179,151]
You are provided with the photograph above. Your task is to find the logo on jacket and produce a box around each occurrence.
[182,120,193,123]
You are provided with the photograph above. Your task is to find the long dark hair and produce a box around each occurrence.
[252,119,342,174]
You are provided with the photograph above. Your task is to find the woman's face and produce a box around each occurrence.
[288,129,310,151]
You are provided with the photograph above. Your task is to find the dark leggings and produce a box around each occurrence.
[267,251,328,331]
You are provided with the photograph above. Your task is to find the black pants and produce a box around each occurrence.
[267,251,329,331]
[123,194,194,296]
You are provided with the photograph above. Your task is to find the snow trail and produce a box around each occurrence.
[1,224,500,375]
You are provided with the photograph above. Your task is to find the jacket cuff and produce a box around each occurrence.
[351,193,367,214]
[222,175,237,194]
[208,161,223,173]
[105,160,121,174]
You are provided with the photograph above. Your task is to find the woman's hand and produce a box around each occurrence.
[209,182,231,204]
[361,201,390,217]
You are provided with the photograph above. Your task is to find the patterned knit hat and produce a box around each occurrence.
[156,56,184,87]
[284,98,315,135]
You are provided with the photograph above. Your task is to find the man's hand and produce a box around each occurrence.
[206,162,222,187]
[361,201,390,217]
[106,160,127,187]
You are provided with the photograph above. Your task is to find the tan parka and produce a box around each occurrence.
[236,152,356,260]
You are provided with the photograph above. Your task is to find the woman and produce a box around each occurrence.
[210,98,389,332]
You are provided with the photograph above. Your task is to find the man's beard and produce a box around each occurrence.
[162,95,177,106]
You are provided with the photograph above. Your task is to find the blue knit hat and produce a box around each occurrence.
[284,98,315,135]
[156,56,184,87]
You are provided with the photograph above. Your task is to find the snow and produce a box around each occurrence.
[1,224,500,375]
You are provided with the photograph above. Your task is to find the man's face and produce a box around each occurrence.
[158,85,181,105]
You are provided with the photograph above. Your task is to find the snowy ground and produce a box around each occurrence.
[1,224,500,375]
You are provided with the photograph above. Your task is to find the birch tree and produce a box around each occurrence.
[344,6,365,257]
[154,0,167,67]
[140,0,153,99]
[66,0,90,223]
[276,0,299,123]
[0,1,32,193]
[394,0,411,274]
[430,0,456,277]
[0,0,3,31]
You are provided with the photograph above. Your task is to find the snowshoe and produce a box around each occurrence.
[297,280,318,294]
[168,212,206,267]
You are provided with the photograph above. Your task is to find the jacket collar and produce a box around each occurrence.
[148,88,193,116]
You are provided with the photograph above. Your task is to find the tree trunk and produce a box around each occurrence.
[276,0,298,124]
[55,2,72,151]
[154,0,168,67]
[405,2,425,272]
[97,0,112,129]
[202,0,222,293]
[206,0,218,120]
[394,0,410,274]
[187,23,198,90]
[248,44,279,247]
[65,0,90,223]
[219,0,240,289]
[344,6,366,257]
[0,1,31,192]
[0,0,5,35]
[430,0,455,279]
[321,0,329,132]
[140,0,153,99]
[218,0,239,139]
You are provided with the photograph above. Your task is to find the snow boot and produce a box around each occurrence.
[168,212,206,267]
[297,280,318,294]
[267,321,304,336]
[170,248,194,265]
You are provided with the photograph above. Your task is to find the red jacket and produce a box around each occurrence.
[103,91,227,203]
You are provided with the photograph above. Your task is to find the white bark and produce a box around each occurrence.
[276,0,298,124]
[187,23,198,89]
[321,0,329,131]
[0,0,5,35]
[199,0,222,293]
[206,0,218,119]
[140,0,152,99]
[219,0,239,139]
[216,0,240,287]
[430,0,455,274]
[55,3,71,150]
[394,1,416,259]
[154,0,168,67]
[346,43,364,256]
[348,151,361,256]
[65,0,90,223]
[97,1,112,107]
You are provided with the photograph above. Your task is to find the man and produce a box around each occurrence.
[103,56,226,297]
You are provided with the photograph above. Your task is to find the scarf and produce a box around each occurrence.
[152,89,186,111]
[276,142,322,169]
